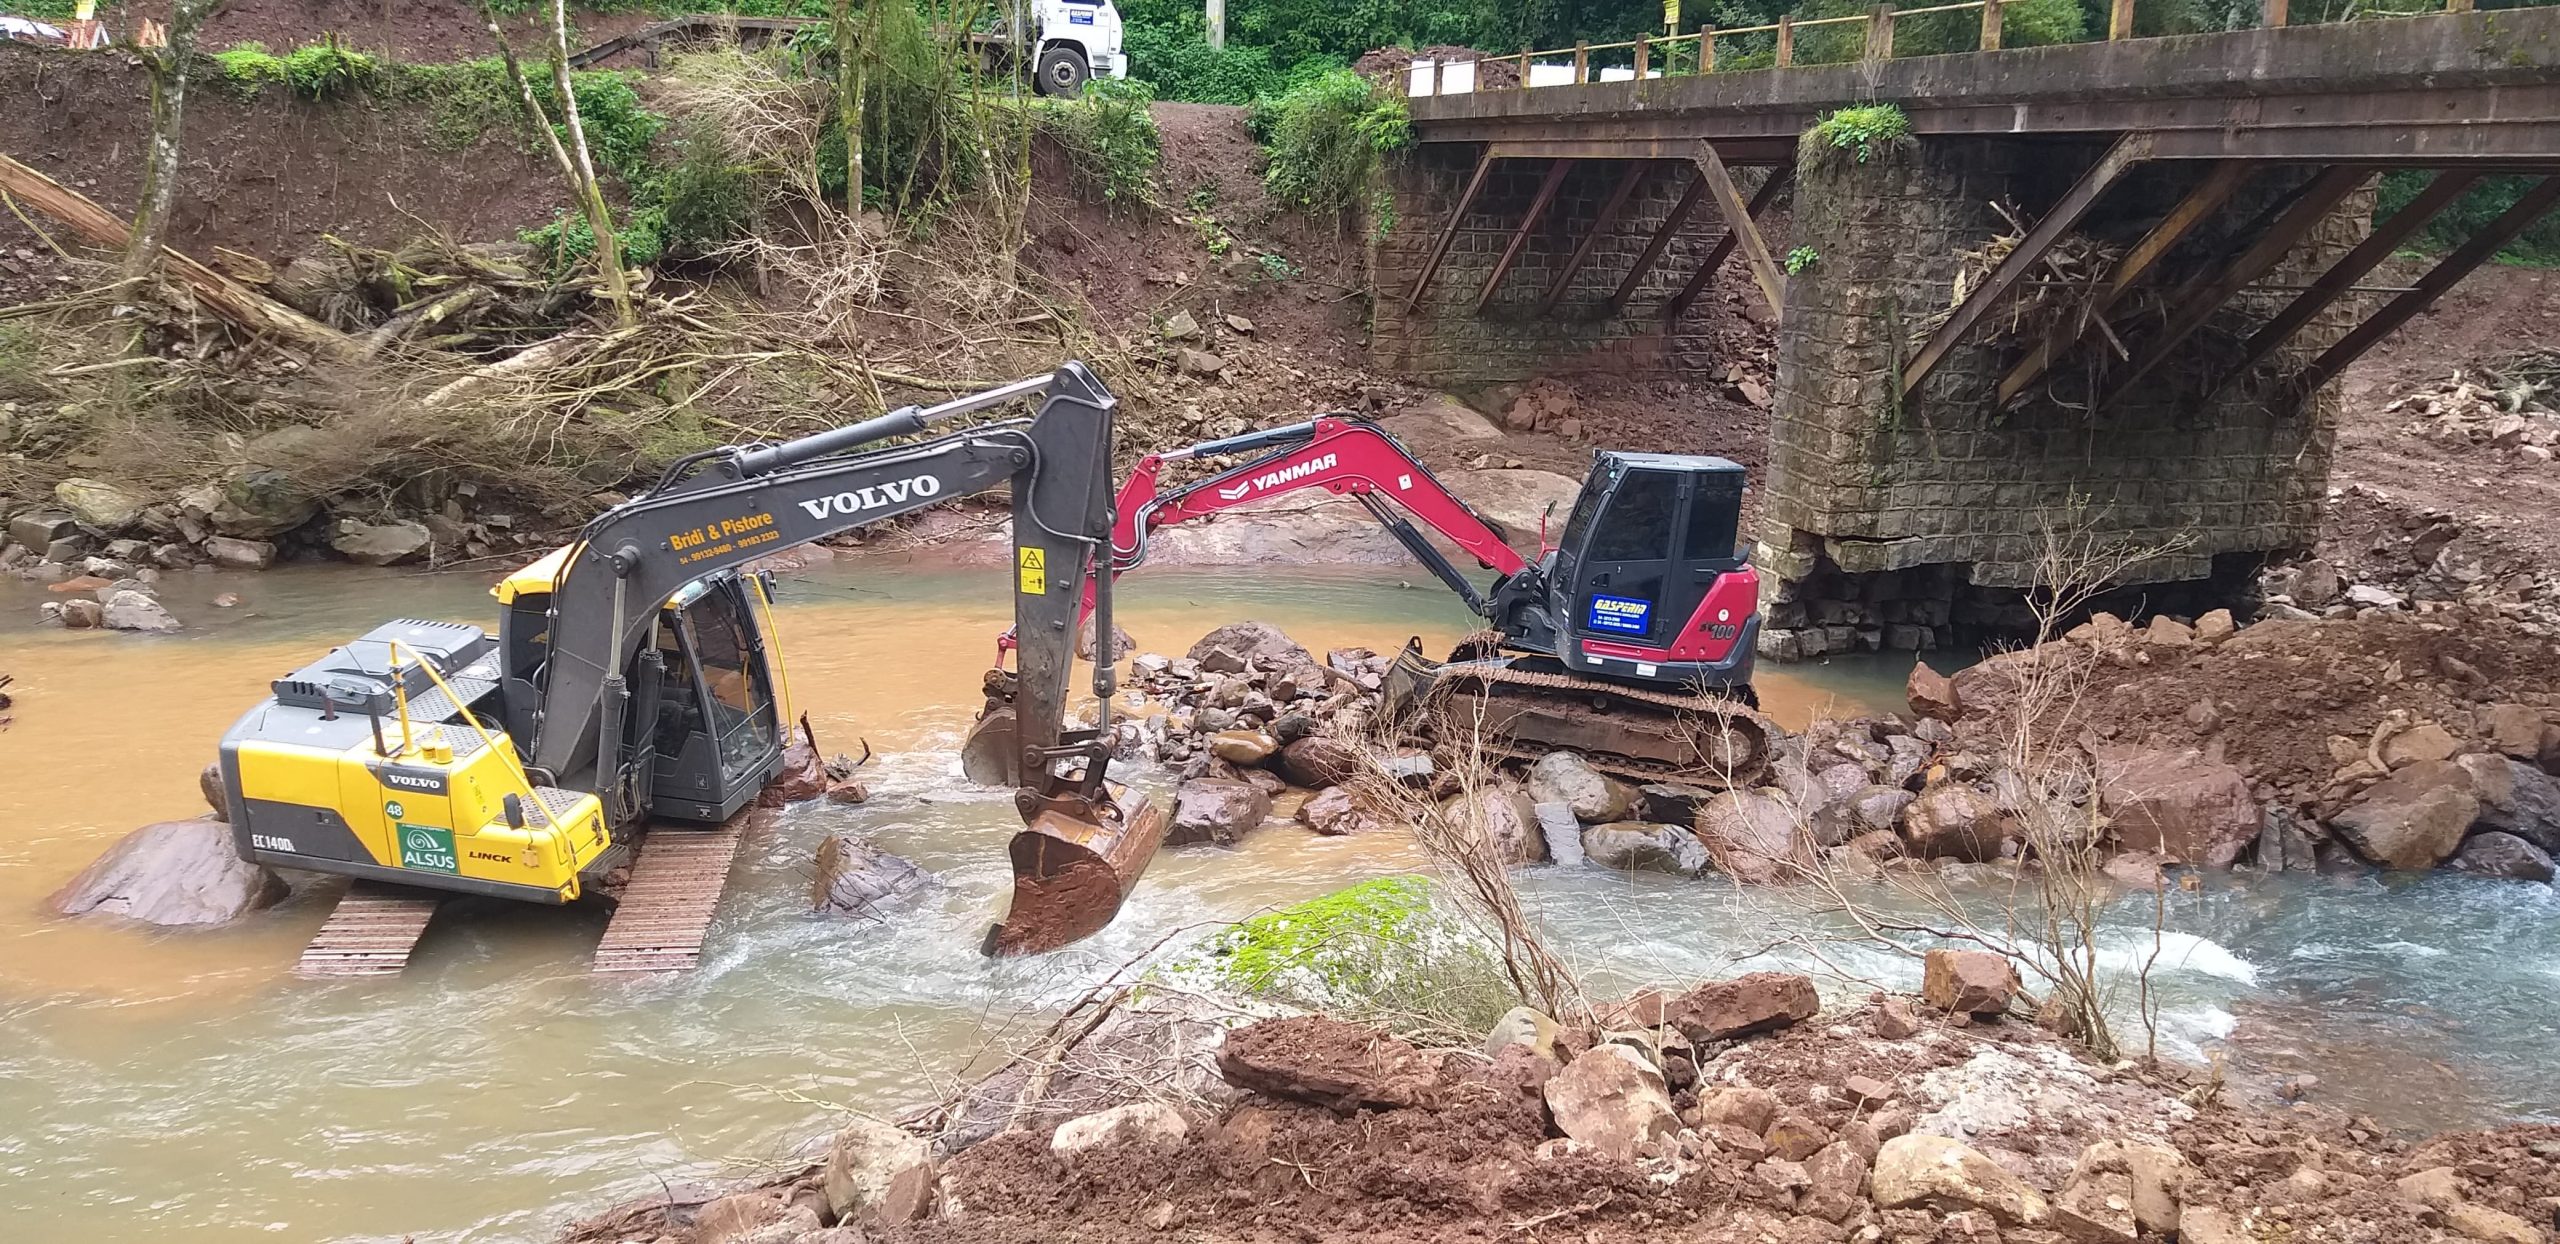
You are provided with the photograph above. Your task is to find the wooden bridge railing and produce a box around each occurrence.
[1405,0,2484,96]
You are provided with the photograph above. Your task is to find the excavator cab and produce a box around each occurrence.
[493,556,784,827]
[641,577,784,823]
[1547,452,1758,694]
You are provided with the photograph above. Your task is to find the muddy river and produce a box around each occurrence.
[1,555,2554,1241]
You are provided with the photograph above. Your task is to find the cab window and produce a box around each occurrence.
[1588,470,1678,562]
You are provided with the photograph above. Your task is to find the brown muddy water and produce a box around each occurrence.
[0,554,2553,1240]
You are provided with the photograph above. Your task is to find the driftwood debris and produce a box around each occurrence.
[0,150,358,360]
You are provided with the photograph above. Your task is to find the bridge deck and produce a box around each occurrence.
[1409,9,2560,168]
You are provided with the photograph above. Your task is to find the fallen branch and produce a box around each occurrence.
[418,324,644,408]
[0,150,358,361]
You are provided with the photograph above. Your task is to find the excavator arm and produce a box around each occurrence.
[521,362,1157,953]
[991,416,1542,662]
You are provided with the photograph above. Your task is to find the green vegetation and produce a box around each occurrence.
[1172,876,1517,1037]
[1785,244,1819,274]
[2378,170,2560,267]
[210,38,378,99]
[1806,104,1911,165]
[1043,78,1162,207]
[1251,68,1410,216]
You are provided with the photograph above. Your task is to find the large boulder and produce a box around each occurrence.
[1170,777,1272,846]
[1207,729,1280,766]
[1296,785,1386,836]
[2455,752,2560,855]
[199,468,322,539]
[1051,1102,1189,1158]
[2092,745,2261,868]
[754,740,826,806]
[1543,1044,1679,1160]
[1691,788,1807,884]
[1276,735,1361,788]
[8,509,76,550]
[2448,831,2556,883]
[202,536,277,570]
[810,834,932,917]
[1666,971,1820,1041]
[330,519,433,567]
[55,477,148,532]
[2329,759,2481,870]
[1870,1133,2051,1226]
[1849,785,1916,835]
[49,817,287,927]
[1185,621,1313,674]
[1217,1015,1433,1113]
[1922,948,2018,1016]
[1899,783,2011,862]
[100,590,181,633]
[1440,786,1546,863]
[1906,661,1961,722]
[1581,821,1710,874]
[1528,751,1636,823]
[822,1116,934,1225]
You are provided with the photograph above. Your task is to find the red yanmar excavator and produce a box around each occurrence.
[970,415,1776,784]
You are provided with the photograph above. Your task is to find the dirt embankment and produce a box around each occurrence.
[561,978,2560,1244]
[0,46,562,265]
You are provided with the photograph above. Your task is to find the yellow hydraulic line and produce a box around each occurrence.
[389,647,415,758]
[750,575,798,727]
[386,641,570,847]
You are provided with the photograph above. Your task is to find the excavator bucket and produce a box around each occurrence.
[984,786,1165,956]
[1383,639,1776,788]
[958,705,1021,786]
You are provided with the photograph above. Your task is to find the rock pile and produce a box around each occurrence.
[562,970,2560,1244]
[2390,365,2560,464]
[1947,604,2560,885]
[2,462,558,585]
[31,558,185,633]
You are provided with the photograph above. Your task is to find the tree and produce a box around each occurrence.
[474,0,636,325]
[831,0,871,214]
[124,0,227,279]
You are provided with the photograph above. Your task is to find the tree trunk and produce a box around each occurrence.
[832,0,867,217]
[473,0,634,324]
[0,152,354,360]
[124,0,225,279]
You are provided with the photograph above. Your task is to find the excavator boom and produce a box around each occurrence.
[970,413,1776,789]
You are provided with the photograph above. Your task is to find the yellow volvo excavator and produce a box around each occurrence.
[216,363,1164,961]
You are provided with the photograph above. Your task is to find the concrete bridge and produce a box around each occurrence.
[1376,7,2560,652]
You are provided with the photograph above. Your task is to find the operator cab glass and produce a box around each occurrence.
[1557,453,1751,648]
[645,576,782,822]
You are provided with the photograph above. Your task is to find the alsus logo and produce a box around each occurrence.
[1214,453,1338,503]
[798,473,943,520]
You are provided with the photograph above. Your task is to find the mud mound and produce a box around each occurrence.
[1353,44,1523,91]
[1969,609,2560,805]
[192,1,661,63]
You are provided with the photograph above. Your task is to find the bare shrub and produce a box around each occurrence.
[1794,507,2197,1062]
[1347,698,1589,1027]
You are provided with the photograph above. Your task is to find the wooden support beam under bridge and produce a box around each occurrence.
[1688,141,1789,324]
[1603,176,1710,316]
[1535,160,1649,317]
[2099,163,2371,407]
[1404,147,1496,310]
[1997,160,2250,406]
[1664,166,1795,321]
[1900,132,2152,400]
[2293,175,2560,398]
[2206,169,2484,399]
[1476,159,1574,314]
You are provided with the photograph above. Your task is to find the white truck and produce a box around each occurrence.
[989,0,1130,96]
[569,1,1128,97]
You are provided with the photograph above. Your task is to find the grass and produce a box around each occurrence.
[1163,875,1521,1043]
